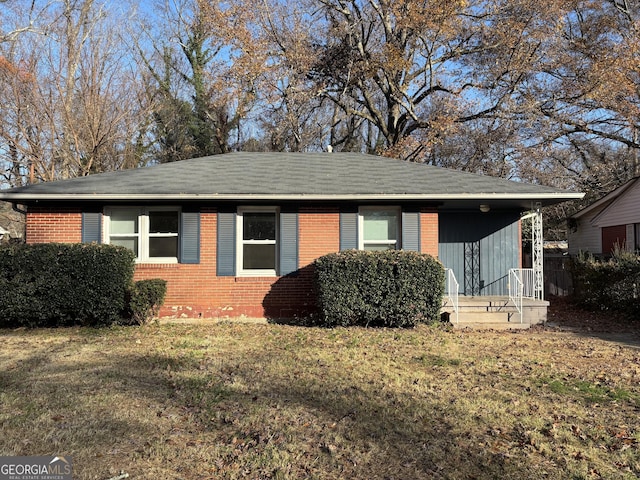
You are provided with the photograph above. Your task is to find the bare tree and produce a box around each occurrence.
[0,0,149,186]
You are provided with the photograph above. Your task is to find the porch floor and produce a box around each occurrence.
[441,295,549,330]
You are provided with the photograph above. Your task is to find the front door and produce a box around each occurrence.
[464,240,481,296]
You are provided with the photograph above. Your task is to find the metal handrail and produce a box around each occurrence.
[509,268,524,324]
[509,268,536,323]
[445,268,459,324]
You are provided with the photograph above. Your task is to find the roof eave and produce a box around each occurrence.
[0,192,585,203]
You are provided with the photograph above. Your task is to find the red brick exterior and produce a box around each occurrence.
[24,204,442,319]
[26,207,82,244]
[420,207,439,257]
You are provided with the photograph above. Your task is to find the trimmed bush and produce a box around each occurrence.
[571,249,640,319]
[314,249,445,328]
[0,243,136,328]
[123,279,167,325]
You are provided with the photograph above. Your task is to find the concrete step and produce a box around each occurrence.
[453,312,520,323]
[442,302,517,314]
[441,296,548,329]
[452,321,531,331]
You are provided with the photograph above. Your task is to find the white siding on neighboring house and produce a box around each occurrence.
[568,207,603,255]
[626,224,635,251]
[592,180,640,228]
[569,177,640,256]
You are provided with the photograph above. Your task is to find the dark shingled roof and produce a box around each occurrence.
[0,152,582,208]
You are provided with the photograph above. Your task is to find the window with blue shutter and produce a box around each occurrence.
[105,207,180,262]
[341,206,421,252]
[359,206,400,250]
[102,207,202,264]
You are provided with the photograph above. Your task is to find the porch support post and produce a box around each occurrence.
[532,202,544,300]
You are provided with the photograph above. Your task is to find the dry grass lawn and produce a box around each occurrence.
[0,316,639,479]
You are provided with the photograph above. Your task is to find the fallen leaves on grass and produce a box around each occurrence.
[0,319,639,479]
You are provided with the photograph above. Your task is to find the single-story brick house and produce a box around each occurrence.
[568,176,640,256]
[0,152,582,319]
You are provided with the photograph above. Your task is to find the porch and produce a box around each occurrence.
[441,295,549,330]
[441,268,548,330]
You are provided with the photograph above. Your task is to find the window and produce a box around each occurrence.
[358,207,400,251]
[237,207,279,275]
[105,207,180,262]
[635,223,640,251]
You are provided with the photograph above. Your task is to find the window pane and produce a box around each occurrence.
[110,237,138,256]
[243,244,276,270]
[243,213,276,240]
[111,209,138,234]
[149,237,178,258]
[149,211,179,233]
[363,211,397,241]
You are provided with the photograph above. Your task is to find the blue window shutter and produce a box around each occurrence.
[217,211,236,276]
[340,210,358,250]
[279,211,298,275]
[402,210,421,252]
[81,212,102,243]
[179,210,200,264]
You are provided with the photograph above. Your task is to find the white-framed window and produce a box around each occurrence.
[236,206,279,276]
[358,206,401,251]
[104,207,180,263]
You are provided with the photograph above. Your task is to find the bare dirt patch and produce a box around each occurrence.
[0,320,638,479]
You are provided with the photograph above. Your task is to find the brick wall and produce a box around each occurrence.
[25,204,442,319]
[26,207,82,244]
[420,207,439,257]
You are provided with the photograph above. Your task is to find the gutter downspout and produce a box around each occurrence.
[12,202,27,215]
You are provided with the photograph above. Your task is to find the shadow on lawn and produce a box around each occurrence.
[2,342,537,479]
[171,349,542,479]
[0,347,189,478]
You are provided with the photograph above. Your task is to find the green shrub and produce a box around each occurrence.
[313,249,445,328]
[571,249,640,319]
[123,279,167,325]
[0,243,135,328]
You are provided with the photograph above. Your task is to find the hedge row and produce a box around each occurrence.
[571,250,640,319]
[0,243,166,327]
[314,249,445,328]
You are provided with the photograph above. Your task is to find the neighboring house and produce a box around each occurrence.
[0,152,582,319]
[568,177,640,256]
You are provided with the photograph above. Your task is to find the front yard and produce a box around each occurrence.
[0,314,639,479]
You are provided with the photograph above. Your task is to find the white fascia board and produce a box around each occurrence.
[0,192,585,202]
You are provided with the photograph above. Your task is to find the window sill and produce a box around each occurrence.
[135,258,178,264]
[234,275,278,282]
[135,262,180,269]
